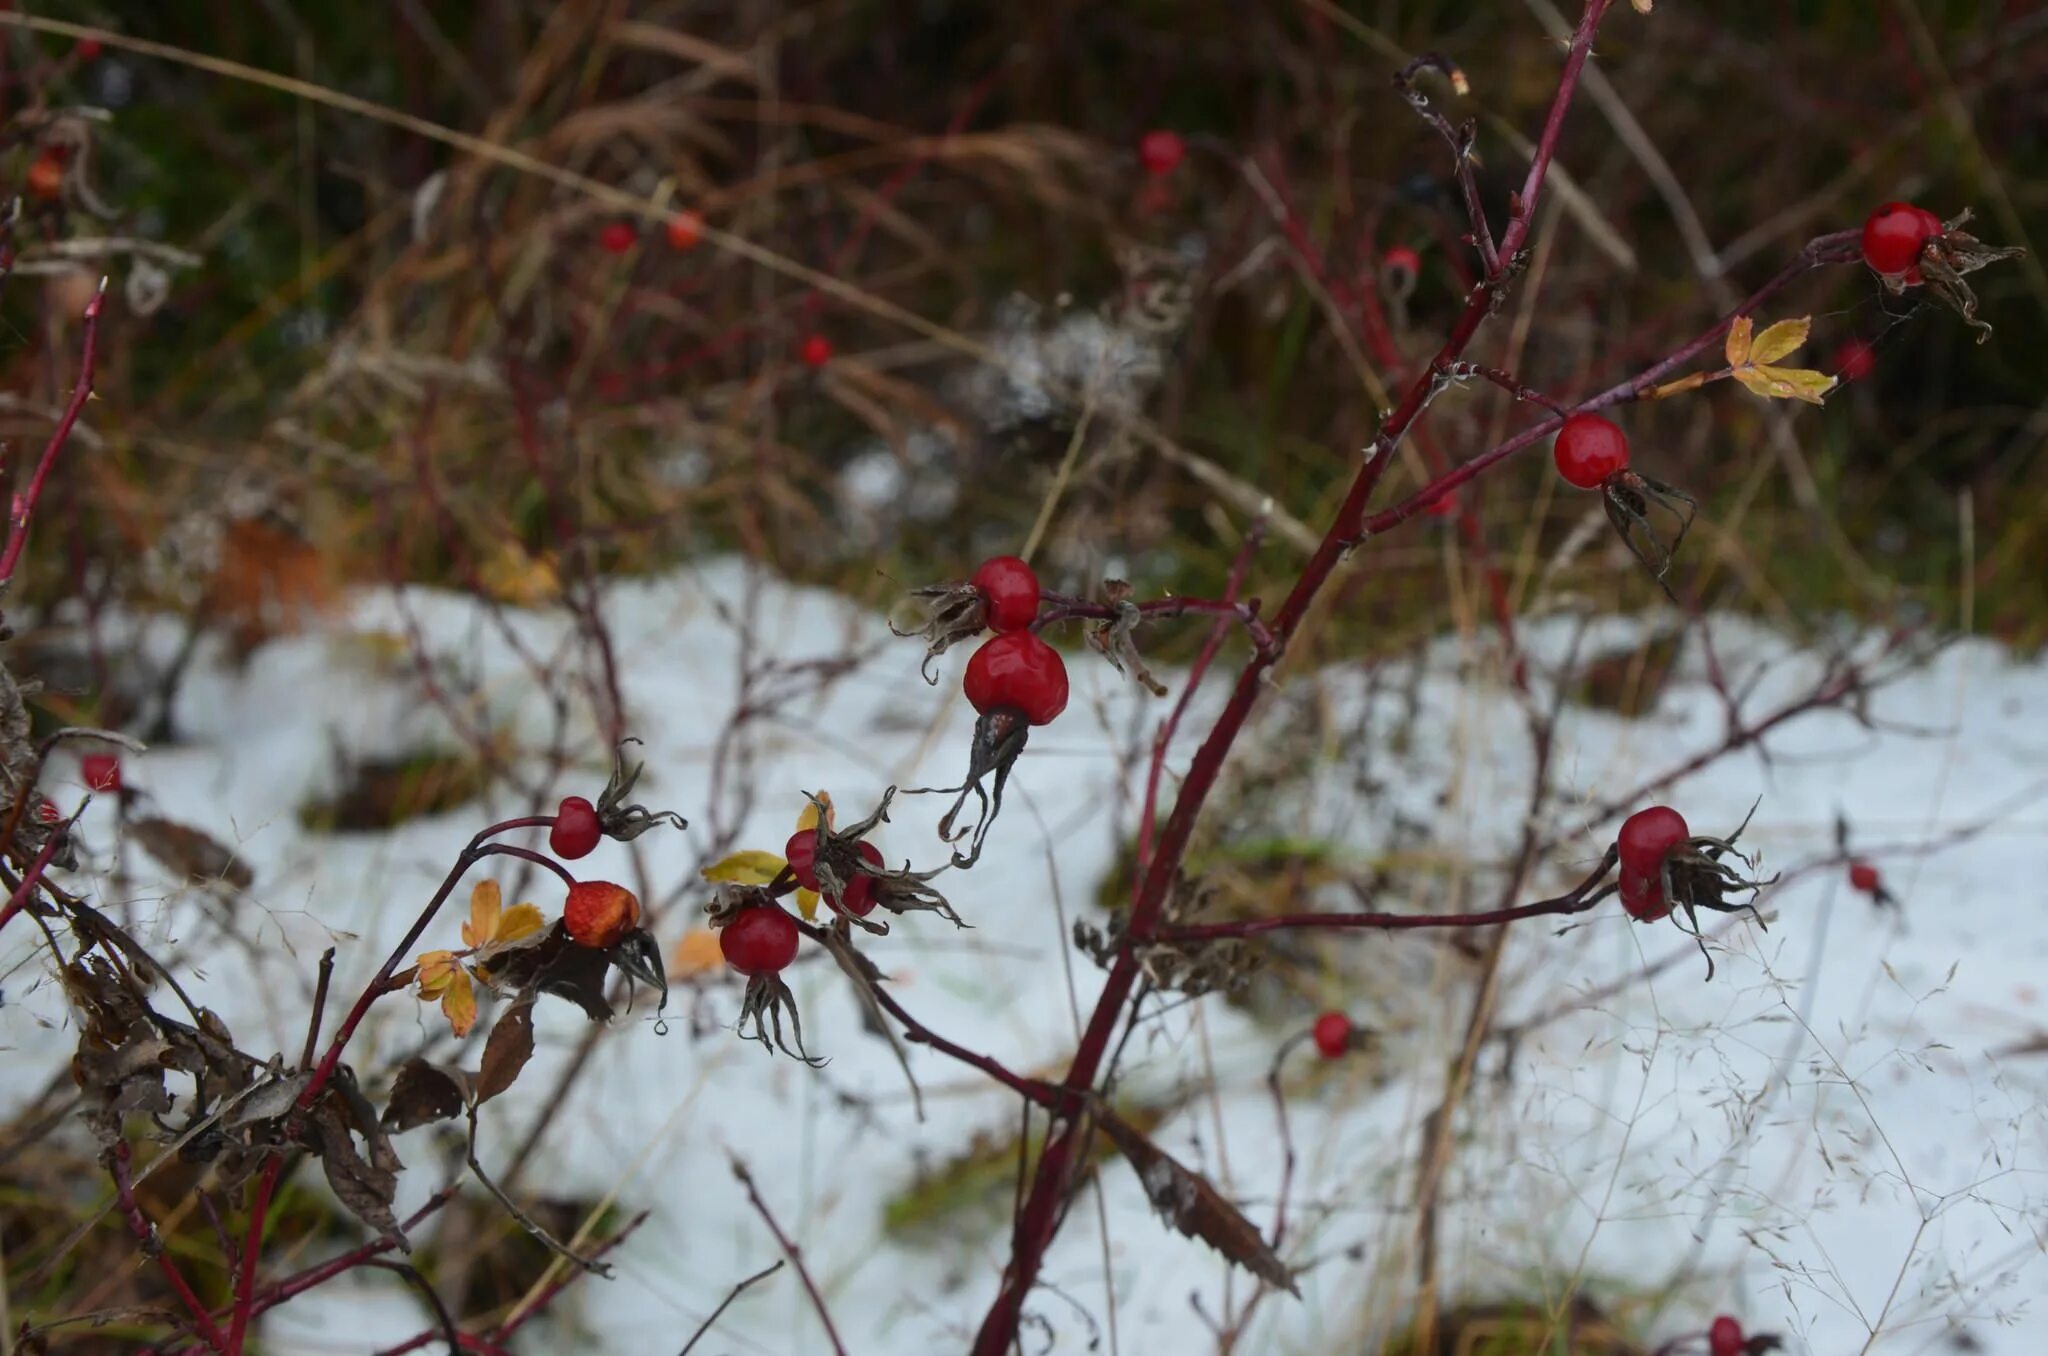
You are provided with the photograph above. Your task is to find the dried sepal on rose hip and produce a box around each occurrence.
[795,788,964,928]
[889,555,1042,681]
[1552,412,1697,594]
[1087,580,1169,697]
[710,894,823,1065]
[909,631,1069,867]
[1614,802,1775,979]
[594,737,689,842]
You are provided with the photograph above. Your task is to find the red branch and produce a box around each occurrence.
[110,1140,230,1353]
[0,279,105,588]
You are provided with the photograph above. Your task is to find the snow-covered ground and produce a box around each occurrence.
[6,560,2046,1354]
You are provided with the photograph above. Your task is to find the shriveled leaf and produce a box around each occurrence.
[475,1000,535,1106]
[311,1102,402,1242]
[487,922,615,1022]
[383,1058,467,1133]
[129,817,254,891]
[1723,315,1753,368]
[462,880,503,948]
[1095,1107,1296,1293]
[227,1071,313,1129]
[701,850,785,886]
[1748,316,1811,365]
[1733,363,1836,405]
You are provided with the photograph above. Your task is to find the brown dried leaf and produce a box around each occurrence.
[383,1058,468,1133]
[484,922,615,1022]
[475,1000,535,1106]
[129,816,254,891]
[311,1101,401,1243]
[1095,1107,1296,1293]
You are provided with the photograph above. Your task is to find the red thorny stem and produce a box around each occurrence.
[0,279,105,589]
[968,5,1618,1349]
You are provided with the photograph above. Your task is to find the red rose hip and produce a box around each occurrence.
[564,880,641,950]
[798,333,833,368]
[1707,1315,1745,1356]
[720,906,799,976]
[1312,1010,1353,1059]
[1138,129,1185,177]
[1860,201,1941,279]
[550,796,602,859]
[784,829,822,892]
[971,555,1040,633]
[1552,412,1630,489]
[598,221,637,255]
[963,632,1068,726]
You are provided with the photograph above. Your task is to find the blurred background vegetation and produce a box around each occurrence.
[1,1,2042,687]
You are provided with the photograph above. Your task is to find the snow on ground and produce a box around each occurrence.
[5,559,2047,1354]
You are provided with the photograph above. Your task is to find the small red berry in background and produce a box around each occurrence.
[564,880,641,950]
[25,153,63,201]
[1707,1314,1745,1356]
[665,210,703,252]
[784,829,821,891]
[1860,201,1941,281]
[720,906,799,976]
[970,555,1040,633]
[1848,860,1881,894]
[75,37,102,61]
[81,753,121,793]
[1138,129,1185,177]
[1312,1010,1353,1059]
[798,333,833,368]
[1423,489,1458,519]
[1382,244,1422,277]
[835,841,886,917]
[1552,412,1630,489]
[597,220,637,255]
[963,631,1069,726]
[549,796,602,859]
[1831,337,1876,383]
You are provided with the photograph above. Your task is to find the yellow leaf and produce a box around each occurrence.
[795,792,834,833]
[462,880,502,949]
[1748,316,1811,365]
[416,950,459,994]
[1631,0,1652,10]
[796,887,820,922]
[701,850,786,886]
[440,968,478,1038]
[1733,364,1836,405]
[1724,315,1753,368]
[479,543,561,606]
[670,927,723,977]
[495,903,545,946]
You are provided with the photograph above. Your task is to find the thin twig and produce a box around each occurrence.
[0,278,105,588]
[730,1156,849,1356]
[676,1261,785,1356]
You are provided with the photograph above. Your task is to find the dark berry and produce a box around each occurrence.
[666,211,703,251]
[963,632,1068,726]
[721,906,799,976]
[1848,860,1881,894]
[598,221,637,255]
[550,796,602,859]
[798,333,833,368]
[1831,338,1875,382]
[1553,412,1630,490]
[834,841,886,918]
[971,555,1040,633]
[1138,129,1185,177]
[784,829,822,892]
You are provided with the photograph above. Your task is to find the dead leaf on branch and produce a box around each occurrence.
[382,1058,468,1134]
[1094,1106,1296,1293]
[130,816,254,891]
[475,999,535,1106]
[311,1097,403,1244]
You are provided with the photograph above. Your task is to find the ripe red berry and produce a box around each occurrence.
[75,38,102,62]
[1382,244,1422,277]
[1848,860,1881,894]
[1617,805,1689,879]
[1860,201,1941,279]
[1312,1010,1353,1059]
[1707,1315,1745,1356]
[1138,129,1185,177]
[970,555,1040,633]
[963,631,1068,726]
[784,829,821,892]
[720,905,799,976]
[598,221,637,255]
[834,841,886,917]
[25,154,63,202]
[1832,338,1875,382]
[81,753,121,793]
[1552,412,1630,490]
[550,796,602,859]
[1618,868,1671,922]
[564,880,641,950]
[665,210,703,252]
[798,333,833,368]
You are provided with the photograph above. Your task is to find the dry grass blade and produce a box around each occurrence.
[1094,1105,1297,1294]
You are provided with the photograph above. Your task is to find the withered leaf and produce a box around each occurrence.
[311,1100,403,1244]
[227,1070,312,1129]
[475,999,535,1106]
[485,922,614,1022]
[1095,1106,1296,1294]
[383,1058,467,1133]
[129,816,255,891]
